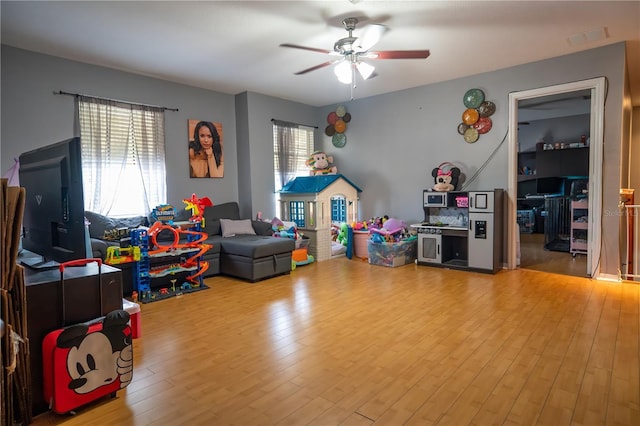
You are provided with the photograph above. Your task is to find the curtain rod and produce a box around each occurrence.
[271,118,318,129]
[54,90,179,112]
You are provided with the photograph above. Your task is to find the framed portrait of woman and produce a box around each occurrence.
[188,119,224,178]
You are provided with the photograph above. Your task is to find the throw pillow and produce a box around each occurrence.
[220,219,256,238]
[252,220,273,236]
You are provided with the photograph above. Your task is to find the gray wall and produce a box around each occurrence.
[0,43,630,277]
[518,114,591,152]
[0,45,238,207]
[238,91,317,219]
[316,44,626,229]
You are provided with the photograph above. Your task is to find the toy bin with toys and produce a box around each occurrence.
[367,239,417,267]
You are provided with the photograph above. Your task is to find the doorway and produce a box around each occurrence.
[516,91,591,277]
[507,78,606,279]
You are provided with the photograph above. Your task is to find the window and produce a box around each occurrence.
[331,195,347,222]
[77,96,167,217]
[272,121,314,193]
[289,201,305,228]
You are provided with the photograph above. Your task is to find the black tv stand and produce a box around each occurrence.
[18,250,60,270]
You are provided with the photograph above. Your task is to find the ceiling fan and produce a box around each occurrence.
[280,17,430,84]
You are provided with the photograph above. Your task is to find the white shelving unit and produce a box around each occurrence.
[570,199,589,257]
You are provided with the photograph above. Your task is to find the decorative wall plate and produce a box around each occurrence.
[463,88,485,109]
[462,108,479,125]
[332,133,346,147]
[473,117,493,134]
[463,127,479,143]
[477,101,496,117]
[457,122,470,135]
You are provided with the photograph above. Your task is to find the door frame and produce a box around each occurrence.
[507,77,606,278]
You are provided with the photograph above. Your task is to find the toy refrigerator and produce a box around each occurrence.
[468,190,504,273]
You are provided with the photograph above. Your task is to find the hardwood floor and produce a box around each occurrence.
[519,233,588,277]
[31,257,639,425]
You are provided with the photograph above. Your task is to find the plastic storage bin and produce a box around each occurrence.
[367,239,417,267]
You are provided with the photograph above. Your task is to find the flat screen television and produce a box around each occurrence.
[18,136,88,268]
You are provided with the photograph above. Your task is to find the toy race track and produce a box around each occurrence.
[111,219,213,304]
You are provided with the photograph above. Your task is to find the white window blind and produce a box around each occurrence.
[272,121,314,192]
[78,96,167,217]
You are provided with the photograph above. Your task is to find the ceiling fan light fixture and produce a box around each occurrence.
[334,61,352,84]
[281,16,430,81]
[356,61,375,80]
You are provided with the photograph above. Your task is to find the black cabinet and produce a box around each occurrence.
[21,257,123,415]
[518,146,588,183]
[536,146,589,177]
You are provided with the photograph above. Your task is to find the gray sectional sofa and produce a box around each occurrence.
[86,202,295,294]
[195,201,295,281]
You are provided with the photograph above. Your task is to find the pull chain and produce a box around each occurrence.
[350,65,356,100]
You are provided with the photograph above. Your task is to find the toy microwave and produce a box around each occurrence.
[423,190,447,207]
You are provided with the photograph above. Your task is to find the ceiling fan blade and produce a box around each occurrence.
[357,24,387,51]
[280,43,332,55]
[370,50,431,60]
[294,60,339,75]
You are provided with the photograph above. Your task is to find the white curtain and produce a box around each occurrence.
[275,125,297,190]
[77,96,167,216]
[273,120,314,192]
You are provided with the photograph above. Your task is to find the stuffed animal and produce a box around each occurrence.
[369,218,407,242]
[431,165,461,192]
[336,222,349,246]
[306,151,337,176]
[352,220,368,231]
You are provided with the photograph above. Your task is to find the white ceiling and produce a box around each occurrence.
[2,1,639,107]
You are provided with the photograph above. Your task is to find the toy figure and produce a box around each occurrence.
[306,151,337,176]
[336,223,349,246]
[182,193,213,225]
[431,165,461,192]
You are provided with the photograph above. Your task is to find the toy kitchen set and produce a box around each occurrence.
[411,189,504,273]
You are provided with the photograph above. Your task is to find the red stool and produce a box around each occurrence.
[122,298,141,339]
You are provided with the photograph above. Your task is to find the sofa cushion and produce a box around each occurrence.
[220,219,256,237]
[204,219,221,236]
[220,235,295,258]
[85,210,148,239]
[200,202,240,236]
[203,235,223,253]
[252,220,273,236]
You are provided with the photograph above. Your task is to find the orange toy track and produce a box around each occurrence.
[145,221,211,283]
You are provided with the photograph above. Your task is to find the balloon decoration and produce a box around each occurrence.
[457,88,495,143]
[326,105,350,148]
